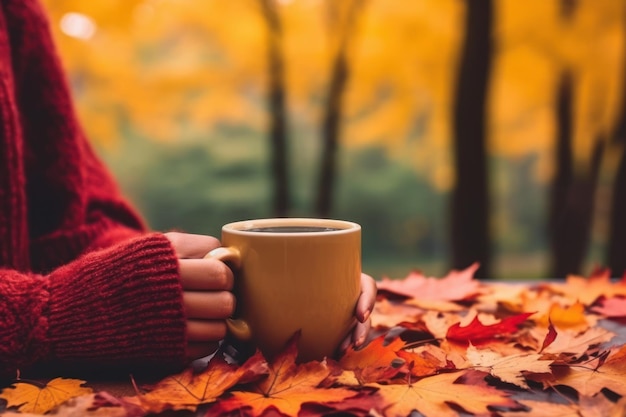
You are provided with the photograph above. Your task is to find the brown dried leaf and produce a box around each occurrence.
[465,345,553,389]
[552,345,626,396]
[370,371,518,417]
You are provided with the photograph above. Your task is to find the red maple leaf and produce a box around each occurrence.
[539,320,558,353]
[446,312,534,345]
[591,296,626,318]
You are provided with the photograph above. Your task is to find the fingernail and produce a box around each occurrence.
[356,335,366,347]
[362,309,371,323]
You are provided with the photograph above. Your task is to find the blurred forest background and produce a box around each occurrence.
[40,0,626,280]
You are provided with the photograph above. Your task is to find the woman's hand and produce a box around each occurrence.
[340,272,377,353]
[165,232,236,360]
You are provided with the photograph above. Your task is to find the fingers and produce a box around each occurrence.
[186,320,226,360]
[352,317,371,347]
[186,320,227,359]
[338,273,377,354]
[339,338,350,355]
[186,320,228,342]
[356,273,377,322]
[164,232,221,259]
[338,315,372,354]
[187,342,221,360]
[183,291,235,319]
[164,232,234,361]
[179,258,234,290]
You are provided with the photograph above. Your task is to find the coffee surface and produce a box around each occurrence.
[244,226,342,233]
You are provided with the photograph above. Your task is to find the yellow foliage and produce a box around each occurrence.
[39,0,626,188]
[492,0,626,179]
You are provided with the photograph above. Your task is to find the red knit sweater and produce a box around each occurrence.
[0,0,187,377]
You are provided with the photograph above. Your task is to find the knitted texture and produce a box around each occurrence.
[46,234,185,364]
[0,0,188,377]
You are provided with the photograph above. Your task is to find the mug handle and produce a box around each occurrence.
[204,247,252,342]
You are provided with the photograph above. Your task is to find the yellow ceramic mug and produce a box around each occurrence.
[206,218,361,362]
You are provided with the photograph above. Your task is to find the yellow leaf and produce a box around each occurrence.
[546,301,591,331]
[0,378,92,414]
[532,301,594,333]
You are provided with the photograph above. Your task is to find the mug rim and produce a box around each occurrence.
[221,218,360,236]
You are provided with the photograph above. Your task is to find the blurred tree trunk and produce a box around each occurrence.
[607,53,626,276]
[451,0,493,278]
[548,72,604,278]
[260,0,289,217]
[548,73,574,277]
[548,1,603,278]
[315,0,367,218]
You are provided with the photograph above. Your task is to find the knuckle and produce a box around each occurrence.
[207,236,221,250]
[213,261,234,289]
[214,321,228,339]
[220,292,236,317]
[164,231,182,247]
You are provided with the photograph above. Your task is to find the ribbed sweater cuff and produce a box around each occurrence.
[45,233,187,368]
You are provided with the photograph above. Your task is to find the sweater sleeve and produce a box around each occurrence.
[0,0,189,378]
[0,233,188,377]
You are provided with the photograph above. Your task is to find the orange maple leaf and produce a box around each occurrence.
[376,263,482,301]
[396,347,451,377]
[370,371,518,417]
[370,298,423,329]
[339,335,406,372]
[0,378,92,414]
[126,351,268,413]
[210,337,364,417]
[544,269,626,305]
[339,334,443,383]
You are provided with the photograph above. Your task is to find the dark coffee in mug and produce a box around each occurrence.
[245,226,342,233]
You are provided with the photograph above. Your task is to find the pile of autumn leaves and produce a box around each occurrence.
[2,263,626,417]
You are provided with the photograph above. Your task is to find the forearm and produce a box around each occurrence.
[0,233,187,377]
